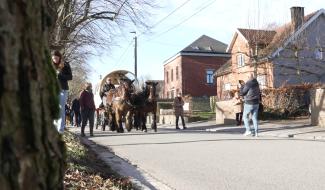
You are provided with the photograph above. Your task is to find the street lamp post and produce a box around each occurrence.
[131,31,137,77]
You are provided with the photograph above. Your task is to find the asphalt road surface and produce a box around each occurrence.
[75,124,325,190]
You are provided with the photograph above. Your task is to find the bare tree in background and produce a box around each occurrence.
[48,0,158,98]
[49,0,157,53]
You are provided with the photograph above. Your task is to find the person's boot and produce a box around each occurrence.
[183,126,187,130]
[90,127,94,136]
[81,126,85,137]
[176,126,180,130]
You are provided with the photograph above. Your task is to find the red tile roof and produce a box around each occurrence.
[238,28,276,45]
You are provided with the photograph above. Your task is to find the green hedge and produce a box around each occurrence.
[158,102,173,109]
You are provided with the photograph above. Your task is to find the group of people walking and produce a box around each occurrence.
[51,50,261,137]
[65,98,81,127]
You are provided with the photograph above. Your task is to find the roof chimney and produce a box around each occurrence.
[290,7,304,31]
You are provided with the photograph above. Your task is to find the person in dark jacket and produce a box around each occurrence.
[240,75,261,137]
[52,50,73,133]
[71,98,81,127]
[100,78,115,98]
[100,78,115,107]
[79,82,96,137]
[173,93,187,130]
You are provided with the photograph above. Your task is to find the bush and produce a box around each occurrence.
[158,102,173,109]
[261,84,314,118]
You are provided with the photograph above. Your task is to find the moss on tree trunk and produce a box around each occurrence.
[0,0,65,189]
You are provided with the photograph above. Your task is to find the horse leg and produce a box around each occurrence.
[116,112,124,133]
[125,111,133,132]
[141,113,147,132]
[133,112,139,130]
[152,113,157,132]
[108,107,116,131]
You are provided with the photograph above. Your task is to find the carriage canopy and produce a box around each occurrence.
[94,70,140,108]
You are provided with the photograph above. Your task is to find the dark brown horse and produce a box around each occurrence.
[132,81,158,132]
[105,78,135,133]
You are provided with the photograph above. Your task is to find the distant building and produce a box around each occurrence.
[163,35,230,98]
[215,7,325,100]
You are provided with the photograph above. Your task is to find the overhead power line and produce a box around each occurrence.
[142,0,192,35]
[144,0,216,43]
[112,40,134,68]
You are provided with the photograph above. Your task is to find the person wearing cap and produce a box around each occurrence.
[52,50,72,133]
[79,82,96,137]
[173,93,187,130]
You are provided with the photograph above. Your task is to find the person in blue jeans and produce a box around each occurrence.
[52,50,73,134]
[240,75,261,137]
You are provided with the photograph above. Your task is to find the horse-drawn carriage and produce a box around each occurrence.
[94,70,158,133]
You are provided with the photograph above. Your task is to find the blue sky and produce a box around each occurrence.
[88,0,324,84]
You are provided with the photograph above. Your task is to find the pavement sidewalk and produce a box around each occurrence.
[158,118,325,140]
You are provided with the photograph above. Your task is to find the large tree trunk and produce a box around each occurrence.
[0,0,65,189]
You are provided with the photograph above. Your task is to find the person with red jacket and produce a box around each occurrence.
[79,82,96,137]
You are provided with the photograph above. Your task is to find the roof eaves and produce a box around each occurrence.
[271,8,325,58]
[163,52,181,65]
[226,32,238,53]
[236,28,249,43]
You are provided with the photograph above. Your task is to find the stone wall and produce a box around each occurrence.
[215,100,237,125]
[311,88,325,127]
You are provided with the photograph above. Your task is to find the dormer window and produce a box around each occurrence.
[237,54,245,67]
[203,46,213,51]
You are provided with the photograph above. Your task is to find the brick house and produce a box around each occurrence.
[215,7,325,100]
[163,35,230,98]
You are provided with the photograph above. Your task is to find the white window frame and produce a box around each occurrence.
[206,70,214,84]
[171,88,175,99]
[237,54,245,67]
[257,75,266,89]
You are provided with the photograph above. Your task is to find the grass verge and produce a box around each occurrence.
[63,132,135,189]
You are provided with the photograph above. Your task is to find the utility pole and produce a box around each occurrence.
[131,31,137,77]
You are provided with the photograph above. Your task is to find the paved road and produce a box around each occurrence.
[70,121,325,190]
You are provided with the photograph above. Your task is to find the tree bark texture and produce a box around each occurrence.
[0,0,65,189]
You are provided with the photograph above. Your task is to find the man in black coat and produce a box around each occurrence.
[240,75,261,137]
[71,98,81,127]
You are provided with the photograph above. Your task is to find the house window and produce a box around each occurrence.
[224,83,231,91]
[257,75,266,89]
[315,48,324,60]
[171,69,173,81]
[166,71,169,83]
[171,89,175,99]
[206,70,214,84]
[237,54,245,67]
[176,66,179,80]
